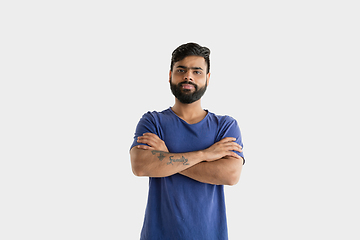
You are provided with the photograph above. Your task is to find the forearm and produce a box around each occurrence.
[180,156,243,185]
[130,147,206,177]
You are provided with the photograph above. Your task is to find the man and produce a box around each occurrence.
[130,42,245,240]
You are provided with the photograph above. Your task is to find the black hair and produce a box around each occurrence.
[170,43,211,73]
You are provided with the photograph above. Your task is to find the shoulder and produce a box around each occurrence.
[134,108,172,136]
[207,111,240,137]
[137,108,175,128]
[139,108,173,122]
[207,111,238,126]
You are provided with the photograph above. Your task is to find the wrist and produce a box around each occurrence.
[197,150,208,162]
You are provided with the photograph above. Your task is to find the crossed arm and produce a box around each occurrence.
[130,133,244,185]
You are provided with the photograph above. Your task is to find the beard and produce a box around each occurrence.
[170,78,207,104]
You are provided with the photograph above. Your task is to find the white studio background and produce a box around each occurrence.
[1,1,359,239]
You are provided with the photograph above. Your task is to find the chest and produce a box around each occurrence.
[159,119,218,153]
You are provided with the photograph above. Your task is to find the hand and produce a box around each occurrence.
[136,133,169,152]
[203,137,242,161]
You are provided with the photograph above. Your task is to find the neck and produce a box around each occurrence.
[171,99,207,124]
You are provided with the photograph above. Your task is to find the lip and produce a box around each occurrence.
[181,84,195,89]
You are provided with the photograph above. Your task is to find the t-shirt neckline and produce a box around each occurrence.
[168,107,209,126]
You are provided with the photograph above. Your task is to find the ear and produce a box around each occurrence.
[169,70,172,83]
[206,72,211,86]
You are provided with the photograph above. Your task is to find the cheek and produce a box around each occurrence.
[197,76,207,84]
[170,74,182,83]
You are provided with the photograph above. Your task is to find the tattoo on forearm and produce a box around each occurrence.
[151,150,166,161]
[168,156,189,165]
[151,150,189,166]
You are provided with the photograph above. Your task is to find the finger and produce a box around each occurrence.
[137,136,151,142]
[143,133,160,139]
[138,134,161,143]
[230,146,242,153]
[223,142,242,151]
[229,142,242,150]
[229,151,241,159]
[137,145,154,150]
[234,146,243,153]
[226,146,242,153]
[231,143,243,152]
[137,139,156,147]
[137,135,157,144]
[224,151,241,159]
[138,134,157,140]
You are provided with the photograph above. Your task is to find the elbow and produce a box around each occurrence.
[132,167,141,177]
[221,167,240,185]
[130,148,147,177]
[131,163,146,177]
[130,157,146,177]
[215,169,240,186]
[226,173,240,186]
[224,159,243,186]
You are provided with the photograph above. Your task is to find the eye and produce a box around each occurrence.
[177,69,185,73]
[194,71,202,75]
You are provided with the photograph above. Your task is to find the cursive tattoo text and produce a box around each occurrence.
[167,156,189,165]
[151,150,189,166]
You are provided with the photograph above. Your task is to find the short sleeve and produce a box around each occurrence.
[217,117,245,164]
[130,112,159,151]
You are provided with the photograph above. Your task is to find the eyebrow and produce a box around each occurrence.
[176,65,204,71]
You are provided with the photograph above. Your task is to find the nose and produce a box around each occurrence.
[184,71,193,81]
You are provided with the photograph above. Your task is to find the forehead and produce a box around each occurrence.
[174,56,207,69]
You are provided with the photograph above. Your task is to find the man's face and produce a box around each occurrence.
[169,56,210,104]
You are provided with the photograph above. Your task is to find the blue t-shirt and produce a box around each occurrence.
[131,107,244,240]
